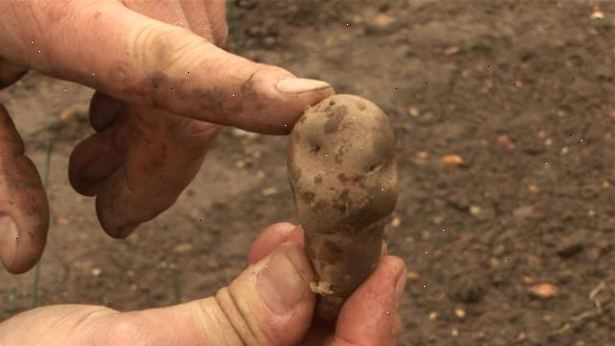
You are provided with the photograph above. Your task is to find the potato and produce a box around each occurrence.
[287,94,398,320]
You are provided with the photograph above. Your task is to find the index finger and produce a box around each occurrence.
[0,1,334,134]
[0,105,49,274]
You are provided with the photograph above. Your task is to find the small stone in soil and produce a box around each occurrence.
[591,11,604,19]
[366,13,400,35]
[450,276,485,303]
[444,46,461,55]
[91,268,102,277]
[391,216,401,228]
[416,151,429,160]
[513,205,534,219]
[556,240,584,258]
[407,106,420,117]
[497,134,515,151]
[441,154,464,167]
[528,283,558,299]
[469,205,481,216]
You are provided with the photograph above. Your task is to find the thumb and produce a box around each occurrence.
[144,243,316,345]
[0,1,334,134]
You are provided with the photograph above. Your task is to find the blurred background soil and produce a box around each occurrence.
[1,1,615,345]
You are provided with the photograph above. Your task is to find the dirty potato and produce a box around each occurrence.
[287,94,398,320]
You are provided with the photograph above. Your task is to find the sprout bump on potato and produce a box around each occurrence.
[287,94,398,320]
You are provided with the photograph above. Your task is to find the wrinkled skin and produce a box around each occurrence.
[0,223,407,346]
[0,0,333,273]
[0,2,406,344]
[288,94,398,320]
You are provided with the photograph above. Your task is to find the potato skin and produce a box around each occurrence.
[287,94,398,320]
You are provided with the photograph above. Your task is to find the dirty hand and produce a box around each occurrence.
[0,0,334,273]
[0,223,406,345]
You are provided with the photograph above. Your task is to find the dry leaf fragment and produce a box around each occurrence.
[406,271,421,282]
[173,243,193,254]
[444,46,460,55]
[261,187,278,196]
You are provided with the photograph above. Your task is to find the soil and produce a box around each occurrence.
[1,0,615,345]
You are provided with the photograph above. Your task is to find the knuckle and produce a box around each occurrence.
[216,286,279,346]
[132,25,204,73]
[127,25,206,103]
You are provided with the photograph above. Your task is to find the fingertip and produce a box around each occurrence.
[287,224,305,245]
[227,64,335,134]
[215,242,315,345]
[89,92,124,131]
[332,255,407,346]
[68,128,123,197]
[0,215,46,274]
[381,255,407,278]
[95,198,141,240]
[247,222,304,264]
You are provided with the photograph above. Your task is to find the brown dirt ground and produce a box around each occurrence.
[1,1,615,345]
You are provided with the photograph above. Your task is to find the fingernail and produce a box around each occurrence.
[381,240,389,256]
[276,78,331,94]
[394,268,407,308]
[256,246,306,314]
[287,225,305,245]
[0,214,18,268]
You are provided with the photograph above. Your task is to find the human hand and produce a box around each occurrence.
[0,0,334,273]
[0,223,406,345]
